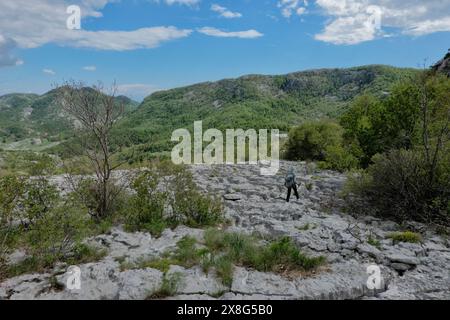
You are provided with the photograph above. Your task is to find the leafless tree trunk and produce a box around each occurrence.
[57,81,125,220]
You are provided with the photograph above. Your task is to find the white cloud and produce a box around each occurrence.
[0,36,23,67]
[278,0,308,18]
[43,69,56,75]
[154,0,201,6]
[314,0,450,45]
[0,0,192,67]
[198,27,263,39]
[117,83,160,101]
[211,4,242,19]
[83,65,97,71]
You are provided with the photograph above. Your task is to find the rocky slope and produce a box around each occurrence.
[432,50,450,77]
[1,162,449,300]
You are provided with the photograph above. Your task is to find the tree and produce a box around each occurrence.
[285,121,344,161]
[416,73,450,188]
[58,81,125,220]
[345,72,450,226]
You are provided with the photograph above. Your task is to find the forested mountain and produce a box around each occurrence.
[118,65,418,152]
[0,65,419,153]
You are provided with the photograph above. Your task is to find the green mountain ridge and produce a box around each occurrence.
[118,64,419,153]
[0,64,421,154]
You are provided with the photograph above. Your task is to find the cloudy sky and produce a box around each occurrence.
[1,0,450,100]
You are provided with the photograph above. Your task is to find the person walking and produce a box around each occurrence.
[285,167,299,202]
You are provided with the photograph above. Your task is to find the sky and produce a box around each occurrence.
[0,0,450,101]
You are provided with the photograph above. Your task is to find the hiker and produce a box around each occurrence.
[285,167,299,202]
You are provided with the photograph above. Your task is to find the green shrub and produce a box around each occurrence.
[0,175,26,227]
[72,177,126,222]
[26,205,91,266]
[21,178,59,226]
[171,166,224,227]
[345,149,450,226]
[125,161,224,235]
[125,169,168,236]
[319,145,359,172]
[285,121,344,161]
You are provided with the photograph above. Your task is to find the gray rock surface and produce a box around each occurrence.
[1,161,449,300]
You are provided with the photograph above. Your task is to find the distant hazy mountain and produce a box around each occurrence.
[0,89,138,147]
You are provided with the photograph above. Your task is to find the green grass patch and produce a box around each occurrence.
[387,231,422,244]
[147,272,183,299]
[120,231,325,289]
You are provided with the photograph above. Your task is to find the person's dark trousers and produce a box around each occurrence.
[286,185,299,202]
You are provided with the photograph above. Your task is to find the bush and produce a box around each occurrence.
[0,174,59,228]
[125,161,224,235]
[72,177,126,223]
[0,175,26,227]
[26,205,91,265]
[345,149,450,226]
[0,172,108,278]
[285,121,344,161]
[125,169,168,236]
[319,145,359,173]
[21,178,59,227]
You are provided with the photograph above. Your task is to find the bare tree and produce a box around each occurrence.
[57,81,125,220]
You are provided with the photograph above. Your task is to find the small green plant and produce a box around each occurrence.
[66,243,107,265]
[173,236,201,268]
[367,236,381,248]
[387,231,422,244]
[297,223,317,231]
[147,272,183,299]
[214,255,234,287]
[137,258,175,274]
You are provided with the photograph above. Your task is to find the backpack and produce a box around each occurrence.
[285,172,295,188]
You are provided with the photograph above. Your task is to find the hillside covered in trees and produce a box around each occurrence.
[116,65,418,154]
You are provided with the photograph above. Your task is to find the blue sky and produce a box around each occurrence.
[1,0,450,100]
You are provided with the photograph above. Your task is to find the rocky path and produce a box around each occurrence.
[1,162,449,300]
